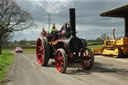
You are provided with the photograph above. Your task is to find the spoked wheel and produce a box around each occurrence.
[81,48,94,69]
[36,37,50,66]
[55,49,67,73]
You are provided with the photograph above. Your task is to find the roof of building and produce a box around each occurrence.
[100,5,128,18]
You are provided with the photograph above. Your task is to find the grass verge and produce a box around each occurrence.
[0,50,14,81]
[23,48,36,53]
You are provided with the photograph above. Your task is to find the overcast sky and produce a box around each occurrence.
[12,0,128,41]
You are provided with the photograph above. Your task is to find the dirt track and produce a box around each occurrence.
[5,52,128,85]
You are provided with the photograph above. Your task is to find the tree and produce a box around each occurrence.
[96,33,108,41]
[19,39,27,47]
[0,0,33,54]
[96,37,102,41]
[100,33,108,40]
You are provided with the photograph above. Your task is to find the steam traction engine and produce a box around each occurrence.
[36,8,94,73]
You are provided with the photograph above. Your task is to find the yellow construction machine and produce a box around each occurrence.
[93,5,128,58]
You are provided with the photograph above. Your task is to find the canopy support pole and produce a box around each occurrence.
[125,17,128,37]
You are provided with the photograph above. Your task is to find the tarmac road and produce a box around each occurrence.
[6,52,128,85]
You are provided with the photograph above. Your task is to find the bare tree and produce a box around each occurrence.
[0,0,33,54]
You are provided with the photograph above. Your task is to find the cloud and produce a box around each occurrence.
[22,0,73,14]
[13,0,128,41]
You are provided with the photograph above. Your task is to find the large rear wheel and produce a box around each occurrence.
[36,37,50,66]
[81,48,94,69]
[55,49,67,73]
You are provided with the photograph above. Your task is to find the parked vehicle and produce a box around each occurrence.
[15,47,23,53]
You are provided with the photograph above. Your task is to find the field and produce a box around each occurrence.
[87,41,103,49]
[88,45,103,49]
[87,41,103,45]
[0,50,14,81]
[22,41,104,54]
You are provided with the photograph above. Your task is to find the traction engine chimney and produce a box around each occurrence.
[69,8,76,37]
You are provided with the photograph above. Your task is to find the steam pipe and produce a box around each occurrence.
[113,29,115,40]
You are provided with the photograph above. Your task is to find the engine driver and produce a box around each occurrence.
[50,24,57,33]
[49,24,58,41]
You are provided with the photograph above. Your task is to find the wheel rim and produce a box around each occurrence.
[55,51,64,72]
[36,39,44,65]
[81,49,91,69]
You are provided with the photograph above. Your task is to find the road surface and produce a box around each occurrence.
[5,52,128,85]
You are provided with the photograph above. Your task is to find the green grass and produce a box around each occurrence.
[23,48,36,53]
[87,41,103,45]
[88,45,103,50]
[0,50,14,81]
[87,41,104,50]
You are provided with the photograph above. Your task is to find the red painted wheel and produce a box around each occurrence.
[36,37,50,66]
[55,49,67,73]
[81,48,94,69]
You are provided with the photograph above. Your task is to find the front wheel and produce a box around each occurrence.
[55,49,67,73]
[81,48,94,70]
[36,37,50,66]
